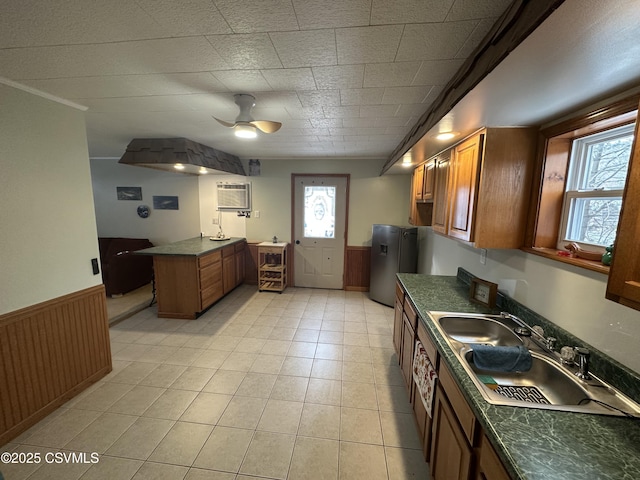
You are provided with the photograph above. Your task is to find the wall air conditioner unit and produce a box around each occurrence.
[216,182,251,210]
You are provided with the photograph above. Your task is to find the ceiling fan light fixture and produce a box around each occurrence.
[234,124,257,139]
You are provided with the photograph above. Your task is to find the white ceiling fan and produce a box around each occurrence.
[213,94,282,139]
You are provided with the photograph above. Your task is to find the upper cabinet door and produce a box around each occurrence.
[414,164,425,202]
[606,106,640,311]
[432,153,451,235]
[423,161,436,201]
[448,134,483,242]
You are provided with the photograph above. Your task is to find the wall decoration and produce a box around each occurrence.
[117,186,142,200]
[153,195,179,210]
[137,205,150,218]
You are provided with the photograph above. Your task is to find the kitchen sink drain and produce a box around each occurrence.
[495,385,551,404]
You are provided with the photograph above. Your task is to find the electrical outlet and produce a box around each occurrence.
[212,218,219,225]
[255,210,260,218]
[480,248,487,265]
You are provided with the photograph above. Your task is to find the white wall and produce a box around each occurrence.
[0,84,101,314]
[90,159,201,245]
[418,228,640,373]
[243,158,411,245]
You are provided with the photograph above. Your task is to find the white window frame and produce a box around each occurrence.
[556,123,634,251]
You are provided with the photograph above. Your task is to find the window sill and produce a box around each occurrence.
[521,247,610,275]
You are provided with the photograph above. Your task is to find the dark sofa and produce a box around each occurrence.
[99,237,154,297]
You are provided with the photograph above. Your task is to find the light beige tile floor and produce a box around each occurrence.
[1,286,430,480]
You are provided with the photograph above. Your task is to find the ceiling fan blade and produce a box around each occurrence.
[250,120,282,134]
[213,117,236,128]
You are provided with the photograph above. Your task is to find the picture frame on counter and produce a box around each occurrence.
[469,277,498,308]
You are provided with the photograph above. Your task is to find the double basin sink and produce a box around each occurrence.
[429,312,640,417]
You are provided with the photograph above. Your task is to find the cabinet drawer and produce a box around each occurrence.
[198,250,221,268]
[259,246,283,255]
[235,241,246,253]
[403,297,418,328]
[222,245,235,257]
[417,321,438,368]
[200,261,222,286]
[438,362,477,445]
[201,281,223,308]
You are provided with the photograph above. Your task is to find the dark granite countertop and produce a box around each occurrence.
[136,236,245,256]
[397,273,640,480]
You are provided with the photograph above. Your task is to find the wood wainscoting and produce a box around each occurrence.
[0,285,112,445]
[345,246,371,291]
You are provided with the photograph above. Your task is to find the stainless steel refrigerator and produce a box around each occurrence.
[369,224,418,306]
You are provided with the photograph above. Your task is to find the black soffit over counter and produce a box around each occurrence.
[119,138,247,176]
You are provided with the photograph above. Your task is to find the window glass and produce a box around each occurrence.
[560,123,634,248]
[304,186,336,238]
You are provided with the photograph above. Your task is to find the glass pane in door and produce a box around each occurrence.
[304,186,336,238]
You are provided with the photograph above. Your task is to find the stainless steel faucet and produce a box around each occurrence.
[574,347,591,380]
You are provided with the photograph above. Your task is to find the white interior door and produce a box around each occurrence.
[293,176,348,289]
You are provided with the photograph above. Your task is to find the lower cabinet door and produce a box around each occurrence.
[430,385,473,480]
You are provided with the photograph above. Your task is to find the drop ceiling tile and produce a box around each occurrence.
[206,34,283,69]
[396,21,478,62]
[310,118,343,128]
[370,0,454,25]
[342,117,378,128]
[373,117,413,127]
[20,76,147,100]
[363,62,422,88]
[360,105,400,117]
[297,90,341,107]
[262,68,317,90]
[340,88,385,106]
[446,0,512,21]
[0,37,229,79]
[270,30,337,67]
[286,105,325,119]
[412,60,465,86]
[82,96,192,113]
[381,86,434,104]
[323,106,361,118]
[251,91,304,109]
[455,18,497,58]
[212,70,273,92]
[0,0,163,48]
[336,26,403,64]
[395,104,431,117]
[292,0,371,29]
[136,0,233,35]
[312,65,365,89]
[128,73,230,96]
[214,0,298,33]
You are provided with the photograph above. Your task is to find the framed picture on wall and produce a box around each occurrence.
[117,186,142,200]
[153,195,179,210]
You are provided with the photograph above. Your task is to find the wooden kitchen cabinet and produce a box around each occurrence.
[476,433,512,480]
[222,245,236,294]
[235,241,246,287]
[449,135,482,242]
[434,128,537,248]
[431,384,473,480]
[393,285,404,355]
[414,161,435,202]
[432,151,452,235]
[409,167,433,226]
[606,107,640,311]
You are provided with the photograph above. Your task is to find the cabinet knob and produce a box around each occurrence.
[295,240,300,244]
